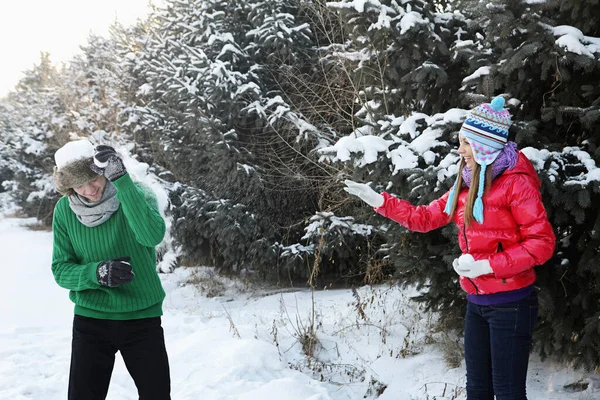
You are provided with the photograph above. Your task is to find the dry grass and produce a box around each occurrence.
[185,268,226,298]
[2,210,52,231]
[438,332,464,369]
[363,258,392,285]
[4,210,28,219]
[278,296,321,358]
[24,222,52,232]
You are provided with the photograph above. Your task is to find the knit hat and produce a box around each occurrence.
[444,96,512,223]
[53,140,100,195]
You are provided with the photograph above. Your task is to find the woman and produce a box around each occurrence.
[345,96,555,400]
[51,140,171,400]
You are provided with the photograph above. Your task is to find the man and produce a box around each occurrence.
[51,139,171,400]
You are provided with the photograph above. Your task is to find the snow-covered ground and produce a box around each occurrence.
[0,216,597,400]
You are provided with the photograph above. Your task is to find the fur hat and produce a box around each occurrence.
[53,140,99,195]
[444,96,512,224]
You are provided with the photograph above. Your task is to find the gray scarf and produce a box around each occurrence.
[68,183,120,227]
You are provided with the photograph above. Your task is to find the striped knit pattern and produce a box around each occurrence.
[51,173,166,320]
[461,117,507,148]
[459,97,511,165]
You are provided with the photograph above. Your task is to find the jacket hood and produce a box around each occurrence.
[501,151,541,188]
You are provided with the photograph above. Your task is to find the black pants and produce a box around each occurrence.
[68,315,171,400]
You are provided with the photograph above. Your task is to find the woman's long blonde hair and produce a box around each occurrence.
[447,158,492,226]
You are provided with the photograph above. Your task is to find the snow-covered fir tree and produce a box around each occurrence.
[123,0,342,279]
[322,0,600,369]
[0,53,64,224]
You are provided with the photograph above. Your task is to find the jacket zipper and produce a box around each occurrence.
[498,242,506,284]
[463,222,479,294]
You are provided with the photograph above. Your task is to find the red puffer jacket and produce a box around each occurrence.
[375,151,555,295]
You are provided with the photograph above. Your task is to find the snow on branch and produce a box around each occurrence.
[522,146,600,185]
[327,0,386,14]
[462,66,491,84]
[318,134,394,167]
[302,211,374,239]
[319,108,466,174]
[552,25,600,58]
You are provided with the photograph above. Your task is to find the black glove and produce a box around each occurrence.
[90,145,127,182]
[97,256,134,288]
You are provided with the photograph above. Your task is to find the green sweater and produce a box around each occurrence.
[51,173,166,320]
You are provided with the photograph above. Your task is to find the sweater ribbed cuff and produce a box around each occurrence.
[86,262,101,287]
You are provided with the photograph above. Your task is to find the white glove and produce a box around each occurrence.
[452,254,494,278]
[344,180,384,208]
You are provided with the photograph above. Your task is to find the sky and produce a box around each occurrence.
[0,0,160,96]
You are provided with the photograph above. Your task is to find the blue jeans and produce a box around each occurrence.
[464,291,538,400]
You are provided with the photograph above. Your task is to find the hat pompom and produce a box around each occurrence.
[490,96,505,111]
